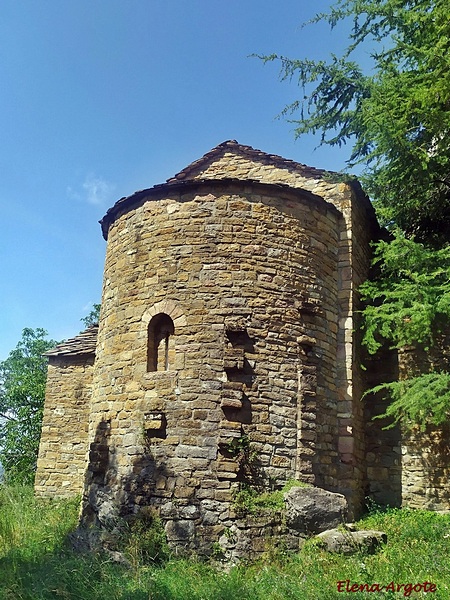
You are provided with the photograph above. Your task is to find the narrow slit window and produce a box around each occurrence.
[147,313,175,372]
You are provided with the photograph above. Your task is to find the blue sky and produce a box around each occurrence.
[0,0,363,360]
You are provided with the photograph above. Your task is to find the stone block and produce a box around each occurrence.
[143,412,166,431]
[165,519,195,542]
[284,487,348,534]
[316,527,387,555]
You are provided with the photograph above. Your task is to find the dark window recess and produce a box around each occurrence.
[223,328,255,385]
[225,329,253,350]
[221,328,255,424]
[147,313,175,372]
[144,412,167,439]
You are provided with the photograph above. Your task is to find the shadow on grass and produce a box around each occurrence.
[0,535,316,600]
[0,546,253,600]
[0,548,148,600]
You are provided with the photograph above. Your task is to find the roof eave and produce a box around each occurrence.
[99,177,340,240]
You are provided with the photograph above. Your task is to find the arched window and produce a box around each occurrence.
[147,313,175,372]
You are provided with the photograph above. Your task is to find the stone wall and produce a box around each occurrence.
[401,424,450,510]
[35,356,92,497]
[364,348,402,508]
[78,170,376,550]
[162,142,379,512]
[38,142,410,555]
[363,294,450,511]
[398,343,450,510]
[36,141,450,551]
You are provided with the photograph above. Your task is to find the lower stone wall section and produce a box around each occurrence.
[364,349,402,508]
[155,485,348,561]
[397,343,450,510]
[402,425,450,510]
[158,500,299,560]
[217,514,303,563]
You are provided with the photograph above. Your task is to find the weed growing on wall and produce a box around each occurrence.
[122,507,171,567]
[233,479,310,516]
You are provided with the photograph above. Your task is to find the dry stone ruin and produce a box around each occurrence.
[35,141,450,556]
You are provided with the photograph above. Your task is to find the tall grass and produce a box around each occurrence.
[1,485,450,599]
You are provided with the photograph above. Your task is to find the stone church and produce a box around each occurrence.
[35,141,450,553]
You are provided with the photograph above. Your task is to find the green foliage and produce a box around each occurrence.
[260,0,450,244]
[367,372,450,430]
[233,485,260,515]
[261,0,450,429]
[225,434,264,490]
[359,234,450,429]
[233,480,309,515]
[1,485,450,599]
[122,508,171,567]
[81,303,101,328]
[226,434,258,466]
[0,328,57,484]
[360,234,450,354]
[0,485,79,559]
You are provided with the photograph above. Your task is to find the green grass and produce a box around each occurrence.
[1,485,450,599]
[233,480,310,515]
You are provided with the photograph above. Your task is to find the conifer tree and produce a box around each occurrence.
[261,0,450,428]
